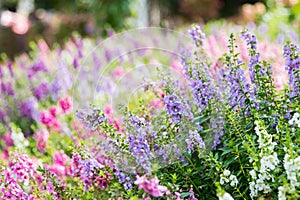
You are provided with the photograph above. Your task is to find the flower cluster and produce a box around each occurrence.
[0,169,34,199]
[220,170,238,187]
[249,120,280,198]
[285,154,300,188]
[71,152,110,191]
[189,76,214,113]
[127,115,153,174]
[115,169,133,190]
[164,94,185,123]
[188,24,206,47]
[283,42,300,98]
[185,130,205,153]
[76,107,107,131]
[224,34,250,111]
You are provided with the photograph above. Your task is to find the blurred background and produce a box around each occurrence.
[0,0,299,60]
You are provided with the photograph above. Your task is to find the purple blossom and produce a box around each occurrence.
[73,57,79,69]
[185,130,205,153]
[0,109,6,125]
[189,24,206,47]
[164,94,184,123]
[50,78,61,100]
[283,43,300,98]
[7,61,14,78]
[180,48,192,79]
[33,83,49,100]
[71,152,107,191]
[241,31,272,109]
[130,114,147,130]
[27,61,47,78]
[241,31,257,50]
[186,188,198,200]
[1,81,15,96]
[226,64,250,110]
[115,169,133,190]
[192,80,210,110]
[76,107,107,131]
[20,97,39,120]
[128,136,152,173]
[210,116,225,150]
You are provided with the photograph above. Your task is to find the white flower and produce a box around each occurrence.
[278,186,286,200]
[224,170,230,176]
[229,175,238,187]
[220,176,229,185]
[218,192,234,200]
[289,112,300,128]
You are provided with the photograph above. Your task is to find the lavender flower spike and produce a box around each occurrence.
[189,24,206,47]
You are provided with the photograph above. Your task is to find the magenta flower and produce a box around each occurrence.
[134,176,169,197]
[40,111,61,131]
[58,97,72,113]
[49,106,58,117]
[40,111,53,126]
[8,152,37,184]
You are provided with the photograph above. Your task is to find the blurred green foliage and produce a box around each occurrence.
[34,0,132,36]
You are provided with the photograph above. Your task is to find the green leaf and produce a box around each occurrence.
[180,192,191,198]
[220,148,234,156]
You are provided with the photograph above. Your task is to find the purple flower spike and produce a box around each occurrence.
[189,24,206,47]
[164,94,184,123]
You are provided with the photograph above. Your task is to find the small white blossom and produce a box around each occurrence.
[11,126,29,149]
[288,112,300,128]
[218,192,234,200]
[249,170,256,179]
[278,186,286,200]
[229,175,238,187]
[283,154,300,191]
[224,170,231,177]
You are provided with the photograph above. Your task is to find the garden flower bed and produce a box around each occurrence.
[0,25,299,199]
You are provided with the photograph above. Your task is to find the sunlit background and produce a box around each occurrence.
[0,0,299,60]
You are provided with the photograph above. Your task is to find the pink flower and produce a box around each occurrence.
[50,118,61,131]
[53,151,70,166]
[49,106,57,117]
[40,111,53,126]
[8,153,36,184]
[34,130,49,152]
[149,98,163,109]
[111,66,124,77]
[58,97,72,113]
[134,176,169,197]
[174,192,181,200]
[40,111,61,131]
[48,151,71,177]
[48,164,66,177]
[104,105,113,115]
